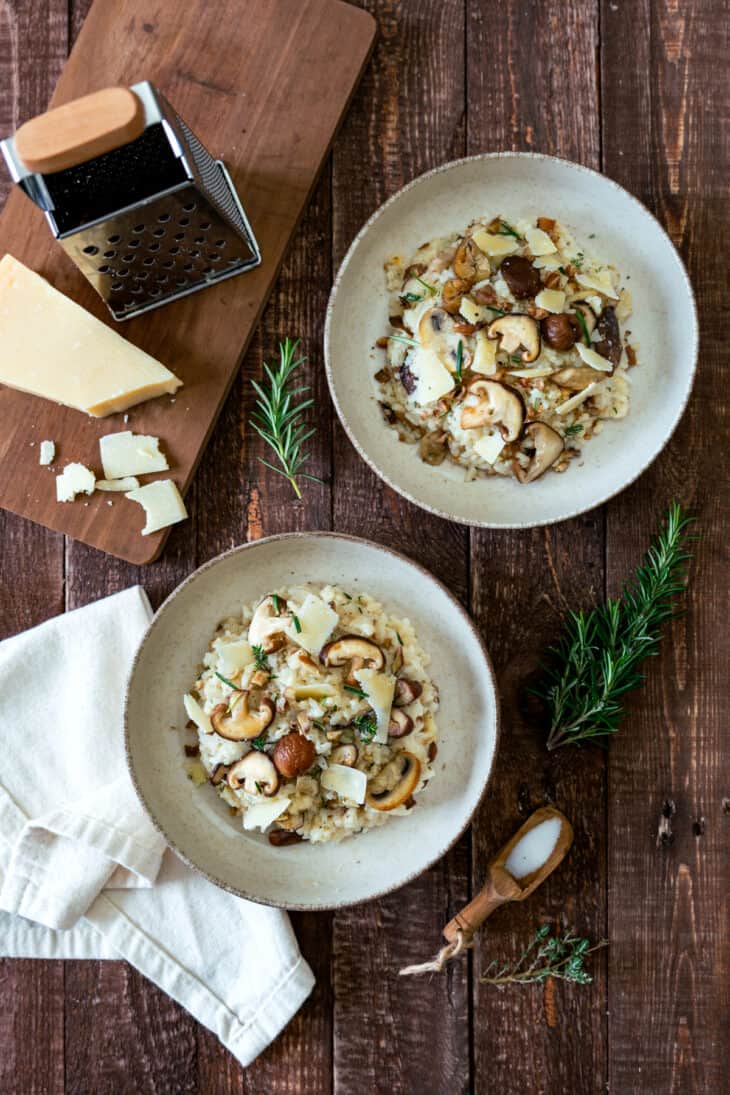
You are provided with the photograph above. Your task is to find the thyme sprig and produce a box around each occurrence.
[534,503,695,751]
[249,338,320,500]
[480,925,606,987]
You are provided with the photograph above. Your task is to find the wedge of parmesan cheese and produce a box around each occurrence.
[410,346,455,405]
[321,765,367,805]
[354,667,396,743]
[56,462,95,502]
[575,343,613,372]
[95,476,140,491]
[100,431,169,479]
[0,255,182,416]
[472,329,498,376]
[287,594,339,655]
[471,229,519,257]
[473,431,505,465]
[125,479,188,535]
[534,288,566,313]
[556,383,600,415]
[216,640,255,678]
[575,269,619,299]
[39,440,55,466]
[525,226,557,255]
[183,693,213,735]
[242,797,292,832]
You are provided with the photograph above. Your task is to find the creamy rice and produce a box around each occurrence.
[376,215,638,483]
[182,584,439,844]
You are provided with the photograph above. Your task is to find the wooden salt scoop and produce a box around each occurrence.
[442,806,573,944]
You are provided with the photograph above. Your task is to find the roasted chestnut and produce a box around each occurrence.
[499,255,542,299]
[541,312,580,351]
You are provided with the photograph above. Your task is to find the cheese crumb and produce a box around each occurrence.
[100,431,169,479]
[56,463,96,502]
[39,440,55,466]
[125,479,188,535]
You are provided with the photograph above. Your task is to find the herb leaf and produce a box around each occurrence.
[533,503,695,750]
[250,337,320,500]
[480,925,606,986]
[215,671,238,691]
[251,735,267,751]
[387,333,421,348]
[414,275,437,295]
[498,220,522,241]
[251,644,270,672]
[353,713,377,742]
[563,423,584,437]
[454,340,464,386]
[573,307,592,346]
[292,614,302,634]
[344,684,368,698]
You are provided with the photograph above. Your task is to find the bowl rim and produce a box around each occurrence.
[324,150,699,529]
[124,530,502,910]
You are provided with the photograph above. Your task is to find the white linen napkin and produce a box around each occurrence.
[0,587,314,1067]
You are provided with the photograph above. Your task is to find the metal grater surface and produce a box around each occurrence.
[1,82,261,321]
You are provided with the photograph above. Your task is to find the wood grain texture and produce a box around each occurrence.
[466,4,607,1094]
[330,4,470,1094]
[0,0,374,564]
[601,2,730,1092]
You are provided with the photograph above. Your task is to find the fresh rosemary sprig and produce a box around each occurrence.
[251,644,270,673]
[249,338,319,500]
[480,924,606,987]
[573,307,592,346]
[353,713,377,742]
[498,220,522,241]
[387,333,421,348]
[534,503,695,751]
[453,340,464,386]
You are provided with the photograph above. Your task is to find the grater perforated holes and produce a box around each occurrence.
[193,236,204,245]
[190,249,201,257]
[178,217,190,227]
[182,202,196,212]
[149,243,161,252]
[107,234,121,244]
[173,232,185,241]
[128,239,141,249]
[104,249,116,259]
[143,256,154,266]
[158,213,171,222]
[162,259,174,269]
[122,254,135,264]
[98,264,111,274]
[152,227,165,238]
[132,224,145,233]
[169,247,181,256]
[111,282,123,291]
[215,239,226,248]
[83,244,99,255]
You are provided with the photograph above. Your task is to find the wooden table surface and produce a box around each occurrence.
[1,2,727,1093]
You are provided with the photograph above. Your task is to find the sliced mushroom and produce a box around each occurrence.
[272,732,316,779]
[268,830,303,846]
[320,636,385,688]
[388,710,414,738]
[593,306,622,367]
[460,379,525,442]
[486,314,540,362]
[210,763,229,786]
[514,422,565,484]
[442,276,473,315]
[419,432,448,466]
[210,691,275,741]
[551,365,604,390]
[418,307,470,372]
[366,752,421,811]
[248,595,292,654]
[453,237,489,282]
[499,255,542,299]
[393,678,423,707]
[227,752,279,796]
[330,743,358,767]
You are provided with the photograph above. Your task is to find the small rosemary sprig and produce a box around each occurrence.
[249,338,319,500]
[251,644,270,673]
[481,924,606,987]
[534,503,695,751]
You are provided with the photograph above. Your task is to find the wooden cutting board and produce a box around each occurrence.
[0,0,375,564]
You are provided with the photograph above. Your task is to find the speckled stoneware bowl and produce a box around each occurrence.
[125,533,499,909]
[325,153,698,528]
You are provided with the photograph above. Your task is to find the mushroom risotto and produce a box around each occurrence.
[182,585,439,844]
[377,215,638,482]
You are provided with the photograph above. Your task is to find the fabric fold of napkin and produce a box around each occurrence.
[0,587,314,1067]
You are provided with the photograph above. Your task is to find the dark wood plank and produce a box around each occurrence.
[0,0,374,564]
[601,2,730,1091]
[0,4,68,1093]
[330,4,471,1094]
[195,166,335,1094]
[466,4,607,1093]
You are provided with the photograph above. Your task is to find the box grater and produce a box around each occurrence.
[0,81,261,321]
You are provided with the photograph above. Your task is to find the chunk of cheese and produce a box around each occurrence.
[459,296,493,326]
[525,226,557,255]
[125,479,188,535]
[0,255,182,416]
[472,229,519,257]
[556,383,600,415]
[216,640,255,678]
[287,594,339,656]
[354,667,396,743]
[56,462,95,502]
[95,476,140,491]
[243,797,292,832]
[321,765,367,805]
[534,288,566,313]
[183,693,213,735]
[411,347,455,405]
[473,431,505,465]
[39,440,55,465]
[472,329,498,375]
[100,431,169,479]
[575,269,619,299]
[575,343,613,372]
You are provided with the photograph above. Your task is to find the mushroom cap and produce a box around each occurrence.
[227,751,279,796]
[388,709,414,738]
[460,379,525,442]
[272,732,317,779]
[248,595,292,653]
[499,254,542,299]
[593,306,622,367]
[417,307,470,373]
[486,314,541,362]
[320,635,385,671]
[514,422,565,484]
[210,692,275,741]
[551,365,605,390]
[366,752,421,811]
[393,678,423,707]
[330,743,359,767]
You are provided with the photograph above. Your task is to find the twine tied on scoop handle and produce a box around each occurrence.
[399,806,573,976]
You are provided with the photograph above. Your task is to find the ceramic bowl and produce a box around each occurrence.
[125,533,499,909]
[324,153,698,528]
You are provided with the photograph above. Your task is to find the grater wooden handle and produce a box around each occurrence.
[15,87,145,174]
